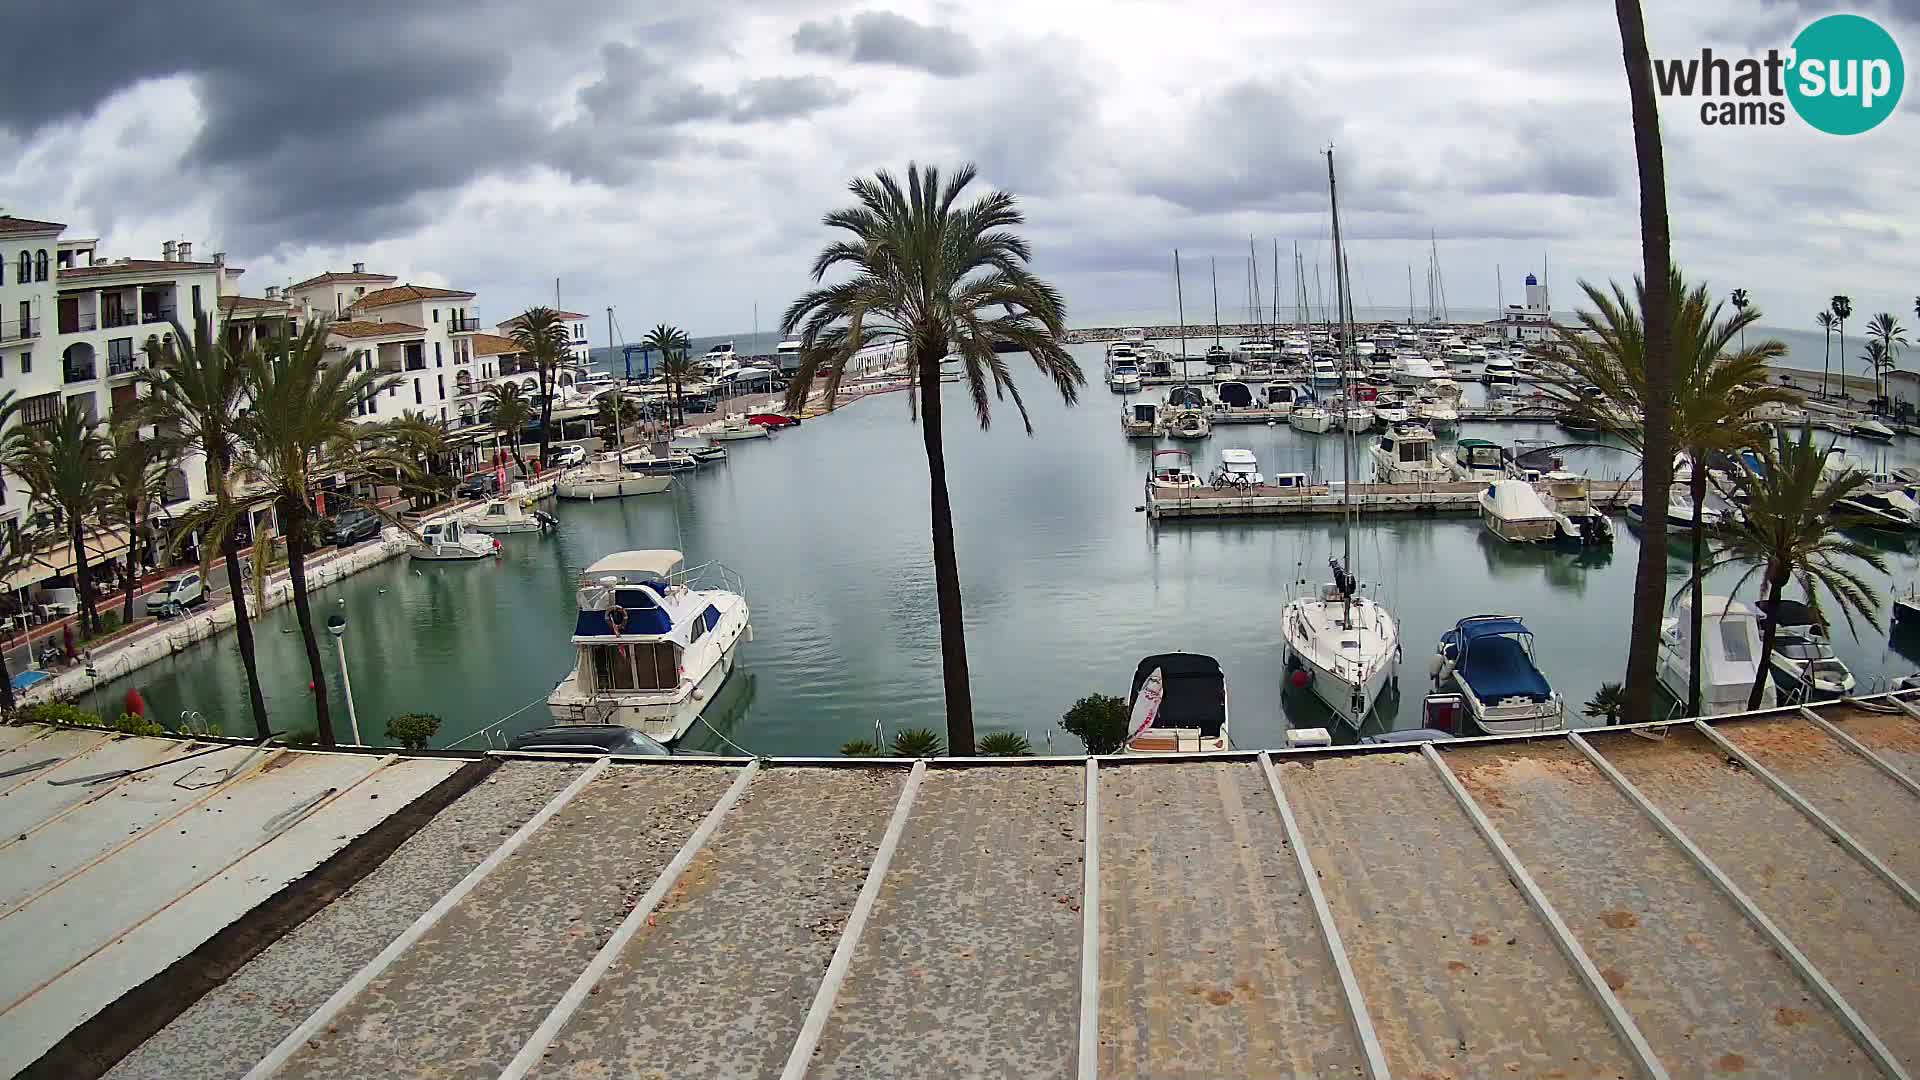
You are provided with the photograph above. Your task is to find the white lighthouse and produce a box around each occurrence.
[1495,271,1552,344]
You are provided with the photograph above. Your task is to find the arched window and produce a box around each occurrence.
[34,250,47,281]
[14,252,27,284]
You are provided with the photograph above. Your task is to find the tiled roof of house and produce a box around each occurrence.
[499,310,590,326]
[57,259,219,280]
[329,320,427,339]
[217,295,290,314]
[289,270,398,291]
[0,215,66,236]
[470,332,523,357]
[352,284,476,309]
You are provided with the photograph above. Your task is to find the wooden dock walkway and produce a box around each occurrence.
[1144,477,1642,520]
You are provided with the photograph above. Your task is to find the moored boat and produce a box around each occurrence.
[557,458,674,500]
[1479,478,1558,543]
[1150,448,1203,490]
[1122,400,1165,438]
[461,497,557,535]
[409,518,499,561]
[1368,424,1449,484]
[1123,653,1231,753]
[1431,615,1565,734]
[1540,471,1613,546]
[700,414,772,441]
[1657,594,1775,716]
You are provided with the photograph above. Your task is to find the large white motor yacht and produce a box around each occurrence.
[547,550,752,743]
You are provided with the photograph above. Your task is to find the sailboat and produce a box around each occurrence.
[1281,147,1401,729]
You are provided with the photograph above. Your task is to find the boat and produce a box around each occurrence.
[1167,409,1212,439]
[1289,402,1333,433]
[1109,361,1142,393]
[1215,448,1263,487]
[1895,584,1920,629]
[699,342,737,368]
[1853,417,1897,442]
[1540,471,1613,546]
[1834,489,1920,531]
[557,458,674,500]
[1753,598,1855,702]
[1264,383,1299,414]
[1166,384,1209,410]
[1280,147,1400,731]
[546,549,751,743]
[1657,594,1776,716]
[747,412,800,428]
[699,413,772,441]
[1124,653,1231,753]
[1338,402,1373,433]
[1150,448,1203,490]
[1122,327,1148,348]
[775,338,802,368]
[1368,425,1450,484]
[1443,437,1509,482]
[1122,400,1165,438]
[1392,352,1442,385]
[1215,381,1256,412]
[1371,395,1411,426]
[1414,397,1459,429]
[462,497,557,535]
[1431,616,1565,734]
[409,517,499,561]
[1310,357,1341,385]
[1483,354,1518,386]
[669,438,728,463]
[620,448,701,474]
[1626,496,1728,530]
[1479,478,1558,542]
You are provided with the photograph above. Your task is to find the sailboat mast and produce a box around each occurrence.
[1407,264,1414,325]
[1272,239,1280,334]
[1327,147,1355,604]
[1175,250,1188,391]
[607,305,624,453]
[1210,256,1221,346]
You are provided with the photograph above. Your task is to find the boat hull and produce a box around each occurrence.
[548,612,749,743]
[556,474,673,499]
[708,426,770,442]
[465,519,545,534]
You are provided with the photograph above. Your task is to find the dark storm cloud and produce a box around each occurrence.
[792,11,981,77]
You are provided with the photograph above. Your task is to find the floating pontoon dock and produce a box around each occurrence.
[7,693,1918,1078]
[1145,478,1643,520]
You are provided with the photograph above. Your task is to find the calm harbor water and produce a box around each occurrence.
[101,342,1920,752]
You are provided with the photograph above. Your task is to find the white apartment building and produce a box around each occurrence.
[0,215,62,528]
[313,281,482,427]
[496,309,591,365]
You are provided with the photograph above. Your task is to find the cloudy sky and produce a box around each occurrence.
[1,0,1914,342]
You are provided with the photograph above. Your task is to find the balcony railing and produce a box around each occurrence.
[0,317,38,343]
[63,362,97,384]
[141,308,177,325]
[448,316,481,332]
[102,310,139,329]
[59,312,96,333]
[107,355,140,377]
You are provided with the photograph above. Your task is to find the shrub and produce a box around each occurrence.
[385,711,443,751]
[282,730,320,749]
[114,712,167,737]
[1583,682,1628,726]
[888,726,945,757]
[16,701,105,727]
[1060,693,1130,755]
[976,731,1033,757]
[839,738,887,758]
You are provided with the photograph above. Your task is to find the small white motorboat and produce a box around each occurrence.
[1369,425,1450,484]
[1657,594,1775,716]
[1415,397,1459,429]
[1122,400,1165,438]
[1626,496,1729,530]
[1480,479,1558,542]
[1540,471,1613,547]
[1853,417,1897,442]
[1109,363,1143,393]
[1151,448,1204,490]
[557,458,674,500]
[1431,615,1565,734]
[700,414,771,441]
[1124,653,1231,753]
[1833,489,1920,531]
[1289,402,1333,434]
[1215,448,1263,487]
[1167,409,1212,440]
[410,518,499,561]
[1754,598,1855,702]
[462,497,557,535]
[1443,438,1508,482]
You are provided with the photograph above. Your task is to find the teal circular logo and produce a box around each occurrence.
[1788,14,1904,135]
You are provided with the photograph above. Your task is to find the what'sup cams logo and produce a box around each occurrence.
[1656,13,1903,134]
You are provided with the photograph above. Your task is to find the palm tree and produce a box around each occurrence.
[139,315,270,737]
[5,401,109,638]
[1606,2,1678,727]
[1867,312,1907,407]
[642,324,692,424]
[233,322,409,744]
[101,418,176,626]
[1730,288,1749,350]
[388,412,456,509]
[1863,340,1891,407]
[1685,426,1885,708]
[1831,295,1852,399]
[1543,272,1796,714]
[659,350,695,426]
[0,518,42,713]
[483,382,534,477]
[1815,311,1837,397]
[783,163,1084,754]
[508,307,571,463]
[595,393,640,442]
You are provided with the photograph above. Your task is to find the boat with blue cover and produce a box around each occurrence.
[1430,615,1565,734]
[546,549,752,743]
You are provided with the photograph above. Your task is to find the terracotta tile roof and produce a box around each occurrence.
[499,310,590,327]
[470,333,523,357]
[0,215,66,236]
[289,270,397,291]
[352,283,476,309]
[328,320,426,339]
[57,259,219,280]
[218,295,290,314]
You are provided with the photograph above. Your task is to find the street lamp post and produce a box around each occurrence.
[325,612,361,745]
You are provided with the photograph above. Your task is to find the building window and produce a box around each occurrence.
[437,374,444,398]
[14,252,26,284]
[434,342,442,366]
[431,309,439,323]
[191,285,202,315]
[335,292,344,315]
[19,351,29,374]
[413,379,421,405]
[34,250,47,281]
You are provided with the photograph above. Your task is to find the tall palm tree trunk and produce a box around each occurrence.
[221,523,271,738]
[280,496,335,744]
[1687,465,1707,715]
[1616,0,1676,726]
[71,521,99,639]
[1838,323,1846,398]
[916,344,975,755]
[122,504,143,626]
[1822,330,1831,398]
[1750,571,1786,709]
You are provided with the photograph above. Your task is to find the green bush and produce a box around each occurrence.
[976,731,1033,757]
[888,726,945,757]
[385,712,443,751]
[839,738,887,758]
[1061,693,1130,755]
[282,730,320,748]
[16,701,105,727]
[1583,681,1628,725]
[115,712,167,737]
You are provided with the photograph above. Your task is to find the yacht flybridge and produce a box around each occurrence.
[547,549,752,743]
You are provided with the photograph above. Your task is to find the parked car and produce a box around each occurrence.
[323,508,381,546]
[455,473,501,499]
[507,725,670,757]
[148,572,206,618]
[544,444,587,469]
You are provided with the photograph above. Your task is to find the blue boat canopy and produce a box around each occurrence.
[1456,616,1532,642]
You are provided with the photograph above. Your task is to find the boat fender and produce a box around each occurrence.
[1434,658,1455,689]
[606,606,628,633]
